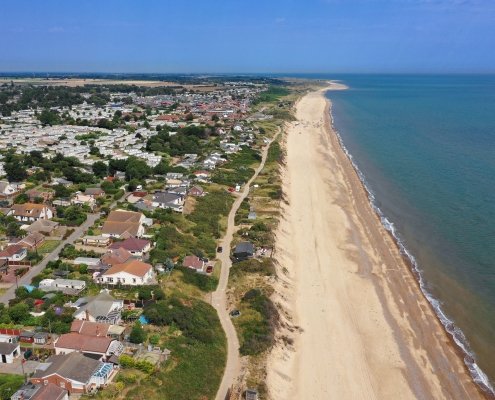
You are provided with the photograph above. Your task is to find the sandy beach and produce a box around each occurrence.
[266,85,487,399]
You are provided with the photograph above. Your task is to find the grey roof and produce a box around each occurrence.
[234,241,254,255]
[153,192,183,204]
[32,352,101,383]
[0,341,19,354]
[74,291,120,319]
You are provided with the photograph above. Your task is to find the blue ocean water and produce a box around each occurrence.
[324,75,495,393]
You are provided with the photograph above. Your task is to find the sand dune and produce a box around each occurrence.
[266,86,486,400]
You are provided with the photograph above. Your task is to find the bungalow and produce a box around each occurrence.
[15,232,45,250]
[11,382,68,400]
[151,192,184,212]
[100,247,133,269]
[108,237,151,258]
[30,352,115,394]
[72,291,124,324]
[71,192,96,210]
[84,187,105,198]
[38,278,86,295]
[25,188,53,202]
[70,320,125,341]
[0,341,20,364]
[0,181,20,198]
[233,242,255,262]
[9,203,53,222]
[101,210,146,239]
[182,255,205,272]
[188,185,205,197]
[98,260,154,286]
[54,332,123,361]
[26,219,59,235]
[81,235,110,247]
[193,170,210,181]
[0,244,27,261]
[51,177,73,187]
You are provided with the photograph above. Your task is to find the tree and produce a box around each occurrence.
[125,157,151,181]
[92,161,108,178]
[129,322,146,344]
[13,193,29,204]
[38,109,61,125]
[4,160,27,182]
[6,222,23,238]
[54,184,71,199]
[8,303,30,324]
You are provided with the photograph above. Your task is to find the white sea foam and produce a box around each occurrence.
[328,104,495,396]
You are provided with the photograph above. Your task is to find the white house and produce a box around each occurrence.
[71,192,96,210]
[0,244,27,261]
[9,203,53,222]
[98,260,154,286]
[0,342,20,364]
[39,278,86,294]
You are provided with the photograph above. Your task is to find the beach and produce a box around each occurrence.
[266,85,487,399]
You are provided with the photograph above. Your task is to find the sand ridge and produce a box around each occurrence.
[266,86,486,400]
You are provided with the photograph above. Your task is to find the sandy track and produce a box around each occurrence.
[266,87,486,400]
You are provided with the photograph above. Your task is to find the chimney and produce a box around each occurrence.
[85,310,89,321]
[96,325,100,337]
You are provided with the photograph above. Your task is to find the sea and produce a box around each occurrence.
[322,75,495,395]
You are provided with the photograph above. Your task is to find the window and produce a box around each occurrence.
[132,278,136,283]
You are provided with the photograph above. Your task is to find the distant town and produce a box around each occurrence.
[0,75,297,400]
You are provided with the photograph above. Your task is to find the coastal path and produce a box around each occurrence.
[213,128,281,400]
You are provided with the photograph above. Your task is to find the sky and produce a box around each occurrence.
[1,0,495,73]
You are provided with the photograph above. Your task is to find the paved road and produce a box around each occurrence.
[214,129,281,400]
[0,212,101,305]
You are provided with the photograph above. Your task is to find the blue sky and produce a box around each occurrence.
[1,0,495,73]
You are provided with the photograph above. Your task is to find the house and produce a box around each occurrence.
[151,192,184,212]
[81,235,110,247]
[233,242,255,261]
[84,187,105,198]
[34,332,49,345]
[98,260,155,286]
[70,320,125,341]
[38,279,86,295]
[30,352,115,394]
[54,332,123,361]
[0,341,20,364]
[188,185,205,197]
[101,210,146,239]
[72,291,123,324]
[71,192,96,210]
[15,232,45,250]
[100,247,133,269]
[0,244,27,261]
[11,382,68,400]
[51,177,73,187]
[19,331,35,343]
[25,188,54,202]
[108,237,151,257]
[26,219,59,235]
[9,203,53,222]
[0,181,20,198]
[182,255,205,272]
[74,257,102,270]
[193,170,210,181]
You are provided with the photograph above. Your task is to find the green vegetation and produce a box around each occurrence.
[236,288,279,356]
[253,85,290,104]
[211,147,260,187]
[230,258,275,279]
[129,322,147,344]
[139,296,226,400]
[176,266,218,292]
[0,374,24,400]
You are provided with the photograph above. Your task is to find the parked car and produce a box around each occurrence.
[230,310,241,318]
[206,265,213,273]
[217,246,223,253]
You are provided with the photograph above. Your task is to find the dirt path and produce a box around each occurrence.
[213,128,281,400]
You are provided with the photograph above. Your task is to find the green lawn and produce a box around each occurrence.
[38,240,61,255]
[0,374,24,400]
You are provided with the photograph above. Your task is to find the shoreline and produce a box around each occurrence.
[266,86,490,399]
[327,94,495,397]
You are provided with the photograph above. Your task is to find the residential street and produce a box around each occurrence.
[0,212,101,305]
[213,129,281,400]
